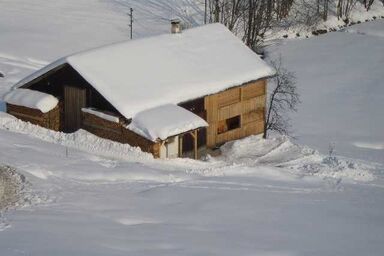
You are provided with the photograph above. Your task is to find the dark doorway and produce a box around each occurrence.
[64,86,86,132]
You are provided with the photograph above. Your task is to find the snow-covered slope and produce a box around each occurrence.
[0,1,384,255]
[267,20,384,164]
[0,112,383,255]
[266,1,384,40]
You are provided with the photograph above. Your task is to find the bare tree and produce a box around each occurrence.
[275,0,295,21]
[337,0,358,22]
[209,0,245,30]
[243,0,274,50]
[314,0,330,20]
[363,0,375,10]
[322,0,329,20]
[290,0,323,27]
[264,57,300,139]
[206,0,274,50]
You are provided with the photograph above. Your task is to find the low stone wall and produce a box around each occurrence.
[81,111,160,158]
[6,103,61,131]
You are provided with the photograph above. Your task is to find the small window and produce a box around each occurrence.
[217,115,241,134]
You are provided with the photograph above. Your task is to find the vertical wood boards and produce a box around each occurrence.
[64,86,86,132]
[205,80,266,147]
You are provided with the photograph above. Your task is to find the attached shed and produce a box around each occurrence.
[128,104,208,159]
[3,23,275,159]
[4,89,61,131]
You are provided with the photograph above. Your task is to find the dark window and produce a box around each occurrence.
[217,115,241,134]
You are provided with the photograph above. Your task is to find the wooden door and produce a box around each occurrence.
[64,86,86,132]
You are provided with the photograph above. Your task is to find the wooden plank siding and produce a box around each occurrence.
[205,80,266,147]
[64,86,86,132]
[217,87,241,108]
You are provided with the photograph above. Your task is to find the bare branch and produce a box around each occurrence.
[264,57,300,139]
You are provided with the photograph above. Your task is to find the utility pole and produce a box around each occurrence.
[128,8,133,39]
[204,0,207,24]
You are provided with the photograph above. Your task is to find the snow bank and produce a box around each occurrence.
[128,104,208,141]
[266,1,384,40]
[346,19,384,38]
[3,89,58,113]
[14,23,275,118]
[0,166,44,211]
[350,1,384,23]
[82,108,120,123]
[267,20,384,164]
[0,112,152,163]
[0,109,375,183]
[353,141,384,150]
[219,135,375,182]
[0,166,22,212]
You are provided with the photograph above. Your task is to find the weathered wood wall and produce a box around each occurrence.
[6,103,61,131]
[204,80,266,147]
[64,86,87,132]
[23,64,120,114]
[81,111,161,158]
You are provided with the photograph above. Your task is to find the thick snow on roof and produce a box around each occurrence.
[127,104,208,141]
[15,23,275,118]
[3,89,58,113]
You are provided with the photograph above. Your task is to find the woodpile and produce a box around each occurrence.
[6,103,61,131]
[81,111,160,158]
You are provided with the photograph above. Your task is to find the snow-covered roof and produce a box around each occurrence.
[127,104,208,141]
[14,23,275,118]
[3,89,59,113]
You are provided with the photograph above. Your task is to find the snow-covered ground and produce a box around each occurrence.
[267,19,384,164]
[1,1,384,255]
[0,111,383,255]
[266,1,384,40]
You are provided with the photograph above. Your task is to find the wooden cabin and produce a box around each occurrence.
[3,23,275,159]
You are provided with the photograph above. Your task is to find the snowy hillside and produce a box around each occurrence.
[267,0,384,40]
[267,20,384,164]
[0,1,384,255]
[0,110,383,255]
